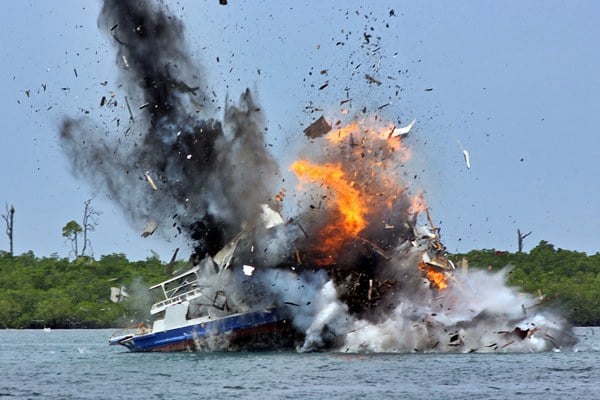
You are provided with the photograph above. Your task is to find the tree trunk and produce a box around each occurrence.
[517,229,532,253]
[2,205,14,255]
[81,201,89,257]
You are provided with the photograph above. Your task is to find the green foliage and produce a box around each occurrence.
[0,251,167,328]
[62,220,83,237]
[451,240,600,326]
[0,239,599,328]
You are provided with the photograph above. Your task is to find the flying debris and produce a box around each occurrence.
[242,265,255,276]
[463,149,471,169]
[303,116,332,139]
[457,141,471,169]
[144,172,158,191]
[141,220,158,238]
[109,286,129,303]
[389,119,416,139]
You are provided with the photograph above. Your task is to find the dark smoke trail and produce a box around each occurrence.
[60,0,279,259]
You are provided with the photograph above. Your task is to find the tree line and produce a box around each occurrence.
[0,240,598,328]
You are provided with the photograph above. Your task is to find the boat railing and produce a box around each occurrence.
[150,287,205,313]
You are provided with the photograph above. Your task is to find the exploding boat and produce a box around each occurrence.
[108,264,292,352]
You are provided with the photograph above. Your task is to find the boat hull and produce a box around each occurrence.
[110,309,293,352]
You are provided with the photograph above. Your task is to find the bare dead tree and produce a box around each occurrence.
[81,198,101,257]
[1,204,15,255]
[517,229,532,253]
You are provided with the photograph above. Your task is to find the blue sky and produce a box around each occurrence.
[1,1,599,260]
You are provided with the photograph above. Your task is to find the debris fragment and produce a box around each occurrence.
[356,236,391,260]
[219,0,227,4]
[73,68,78,77]
[145,171,158,190]
[457,141,471,169]
[124,96,134,122]
[110,286,129,303]
[242,265,255,276]
[389,119,416,139]
[139,102,150,110]
[365,74,382,86]
[318,82,329,90]
[274,188,286,202]
[303,116,332,139]
[122,55,130,68]
[462,149,471,169]
[141,220,158,238]
[261,204,284,229]
[213,232,244,270]
[100,96,106,107]
[424,88,433,91]
[165,248,179,275]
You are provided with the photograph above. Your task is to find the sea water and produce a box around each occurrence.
[0,327,598,399]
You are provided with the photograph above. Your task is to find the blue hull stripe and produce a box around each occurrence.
[116,309,285,352]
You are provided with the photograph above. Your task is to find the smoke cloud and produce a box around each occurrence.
[60,0,575,353]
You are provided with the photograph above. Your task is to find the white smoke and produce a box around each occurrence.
[339,268,575,353]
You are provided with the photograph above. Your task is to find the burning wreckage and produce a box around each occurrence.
[59,1,574,352]
[109,116,574,353]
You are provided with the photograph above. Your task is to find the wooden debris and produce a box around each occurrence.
[356,236,391,260]
[303,116,332,139]
[139,102,150,110]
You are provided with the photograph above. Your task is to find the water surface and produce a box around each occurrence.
[0,327,598,399]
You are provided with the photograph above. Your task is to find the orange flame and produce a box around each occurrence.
[291,160,368,255]
[420,262,448,290]
[326,121,360,144]
[291,116,424,263]
[326,119,412,162]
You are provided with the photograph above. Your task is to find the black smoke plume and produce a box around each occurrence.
[61,0,279,259]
